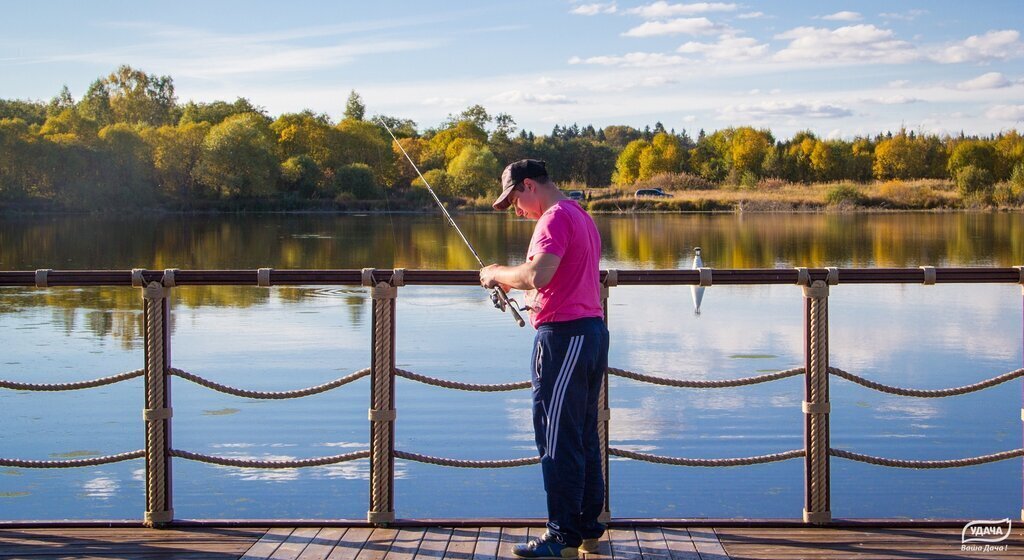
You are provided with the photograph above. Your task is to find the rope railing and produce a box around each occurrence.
[610,447,805,467]
[830,447,1024,469]
[0,369,144,391]
[395,369,532,391]
[394,450,540,468]
[169,449,370,469]
[169,367,371,399]
[2,266,1022,525]
[0,450,145,468]
[830,367,1024,397]
[608,366,804,388]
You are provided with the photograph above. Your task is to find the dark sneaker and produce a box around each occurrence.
[512,534,578,559]
[579,538,600,554]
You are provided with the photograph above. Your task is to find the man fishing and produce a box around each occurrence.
[480,159,609,559]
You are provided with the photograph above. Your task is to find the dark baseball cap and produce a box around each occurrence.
[493,159,548,211]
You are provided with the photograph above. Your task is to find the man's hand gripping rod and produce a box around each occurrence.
[379,120,525,327]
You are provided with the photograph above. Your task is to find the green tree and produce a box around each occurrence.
[873,133,925,180]
[638,133,683,181]
[143,121,211,200]
[77,79,113,126]
[613,139,650,185]
[39,108,99,145]
[105,65,177,125]
[47,85,75,117]
[344,90,366,121]
[334,163,379,199]
[195,113,279,198]
[947,140,996,178]
[730,127,772,177]
[447,143,499,197]
[97,123,155,205]
[280,155,322,198]
[271,111,343,172]
[336,119,394,184]
[994,131,1024,180]
[180,98,265,126]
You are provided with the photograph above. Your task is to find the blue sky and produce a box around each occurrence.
[2,0,1022,139]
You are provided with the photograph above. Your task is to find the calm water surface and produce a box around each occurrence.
[0,212,1021,521]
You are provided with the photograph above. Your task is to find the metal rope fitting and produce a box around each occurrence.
[794,267,809,286]
[825,267,839,285]
[143,407,173,421]
[371,282,397,300]
[361,268,376,287]
[34,269,50,288]
[919,266,936,285]
[391,268,405,287]
[257,268,272,287]
[603,269,619,287]
[802,401,831,414]
[803,509,831,524]
[145,510,173,524]
[131,268,146,288]
[802,280,829,299]
[368,408,397,422]
[143,281,167,301]
[162,268,178,287]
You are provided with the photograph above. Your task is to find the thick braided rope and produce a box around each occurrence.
[169,449,370,468]
[395,369,531,391]
[610,447,805,467]
[0,369,144,391]
[0,450,145,468]
[598,378,610,518]
[370,286,394,516]
[830,367,1024,397]
[808,292,829,515]
[170,368,371,398]
[608,367,803,388]
[143,288,167,519]
[394,450,540,468]
[830,447,1024,469]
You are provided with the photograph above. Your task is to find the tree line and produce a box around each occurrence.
[1,65,1022,210]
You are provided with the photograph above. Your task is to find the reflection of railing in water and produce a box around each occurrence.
[1,266,1023,527]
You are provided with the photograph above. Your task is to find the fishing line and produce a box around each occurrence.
[379,119,525,327]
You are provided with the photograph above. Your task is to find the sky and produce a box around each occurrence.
[2,0,1023,139]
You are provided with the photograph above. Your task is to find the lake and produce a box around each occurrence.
[0,212,1021,521]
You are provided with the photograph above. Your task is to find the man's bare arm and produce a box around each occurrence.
[480,253,562,291]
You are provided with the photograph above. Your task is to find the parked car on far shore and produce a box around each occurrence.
[634,188,671,198]
[567,190,585,201]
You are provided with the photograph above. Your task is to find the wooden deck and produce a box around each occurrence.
[2,525,1023,559]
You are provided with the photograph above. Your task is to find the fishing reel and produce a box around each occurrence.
[490,288,530,313]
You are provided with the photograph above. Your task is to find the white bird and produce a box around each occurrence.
[691,247,705,316]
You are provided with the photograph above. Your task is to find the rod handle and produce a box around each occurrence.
[494,287,526,327]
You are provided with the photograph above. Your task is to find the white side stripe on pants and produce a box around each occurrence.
[546,335,584,460]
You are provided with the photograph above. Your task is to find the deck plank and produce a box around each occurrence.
[326,527,373,560]
[687,529,728,560]
[634,528,670,560]
[354,528,398,560]
[273,527,321,560]
[608,528,642,560]
[413,527,451,560]
[659,529,699,560]
[495,527,527,560]
[472,527,500,560]
[444,528,478,560]
[384,528,425,560]
[298,528,348,560]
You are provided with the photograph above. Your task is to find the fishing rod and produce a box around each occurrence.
[379,119,526,328]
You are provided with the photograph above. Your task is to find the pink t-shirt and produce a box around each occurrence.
[526,200,604,328]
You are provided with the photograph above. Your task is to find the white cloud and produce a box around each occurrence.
[820,11,862,22]
[737,11,765,19]
[682,115,697,123]
[676,35,769,61]
[623,17,726,37]
[718,101,854,120]
[888,79,911,88]
[569,52,689,67]
[570,3,617,16]
[421,97,466,107]
[490,90,575,104]
[862,95,923,105]
[879,9,928,21]
[774,24,918,64]
[957,72,1011,90]
[932,30,1024,63]
[986,104,1024,121]
[627,1,737,19]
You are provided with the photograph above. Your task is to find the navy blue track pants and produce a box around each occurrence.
[531,317,609,547]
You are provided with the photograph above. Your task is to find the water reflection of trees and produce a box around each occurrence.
[1,213,1021,342]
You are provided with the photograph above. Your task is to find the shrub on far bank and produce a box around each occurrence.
[634,171,713,191]
[824,183,863,206]
[874,180,952,209]
[954,164,994,198]
[334,163,379,200]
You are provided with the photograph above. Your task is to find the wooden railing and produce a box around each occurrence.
[1,267,1022,526]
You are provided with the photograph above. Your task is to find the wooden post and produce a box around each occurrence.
[1016,266,1023,522]
[365,269,398,525]
[802,278,831,525]
[141,270,174,527]
[599,270,617,524]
